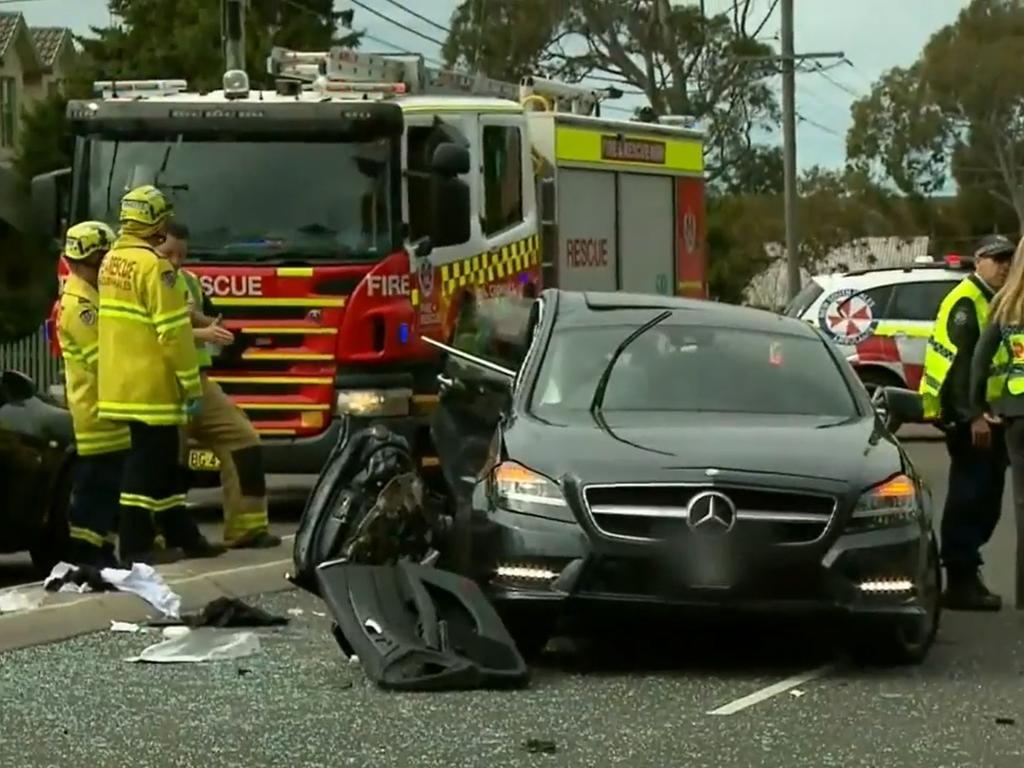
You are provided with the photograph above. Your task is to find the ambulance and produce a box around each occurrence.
[31,42,708,476]
[786,255,972,394]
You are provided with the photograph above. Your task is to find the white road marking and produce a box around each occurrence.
[706,664,835,716]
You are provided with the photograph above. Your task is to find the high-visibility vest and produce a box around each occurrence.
[919,276,1008,419]
[97,235,202,425]
[178,269,214,369]
[1003,327,1024,396]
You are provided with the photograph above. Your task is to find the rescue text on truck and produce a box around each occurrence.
[30,91,473,473]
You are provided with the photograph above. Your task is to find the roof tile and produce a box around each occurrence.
[0,12,21,59]
[30,26,70,68]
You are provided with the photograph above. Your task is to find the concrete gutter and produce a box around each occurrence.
[0,536,299,653]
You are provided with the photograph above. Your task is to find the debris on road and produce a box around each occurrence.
[995,717,1016,726]
[524,739,558,755]
[125,628,261,663]
[44,561,182,618]
[178,597,289,629]
[109,621,144,633]
[0,588,44,614]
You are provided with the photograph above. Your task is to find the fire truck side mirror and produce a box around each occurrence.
[431,143,470,177]
[429,176,471,248]
[31,167,71,246]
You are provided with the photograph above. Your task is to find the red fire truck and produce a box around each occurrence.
[34,46,707,476]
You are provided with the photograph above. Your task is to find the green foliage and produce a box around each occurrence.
[847,0,1024,231]
[13,92,72,190]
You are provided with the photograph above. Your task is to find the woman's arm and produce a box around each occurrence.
[969,321,1003,419]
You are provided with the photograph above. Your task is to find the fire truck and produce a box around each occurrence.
[32,41,707,477]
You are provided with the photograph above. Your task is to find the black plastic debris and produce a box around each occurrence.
[995,717,1016,726]
[524,739,557,755]
[317,560,528,692]
[43,565,117,593]
[149,598,289,629]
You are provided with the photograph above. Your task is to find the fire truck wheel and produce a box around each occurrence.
[857,367,904,398]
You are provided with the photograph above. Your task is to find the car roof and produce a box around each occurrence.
[546,289,818,338]
[813,266,966,290]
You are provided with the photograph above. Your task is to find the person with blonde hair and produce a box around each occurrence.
[921,234,1014,611]
[971,233,1024,609]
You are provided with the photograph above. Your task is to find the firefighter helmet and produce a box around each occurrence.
[119,185,173,230]
[64,220,116,262]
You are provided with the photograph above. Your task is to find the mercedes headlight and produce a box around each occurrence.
[489,461,573,522]
[849,474,918,530]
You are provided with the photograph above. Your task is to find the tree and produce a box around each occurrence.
[847,0,1024,232]
[13,92,73,191]
[443,0,781,192]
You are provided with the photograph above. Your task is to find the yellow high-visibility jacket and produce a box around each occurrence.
[57,273,132,455]
[97,235,202,425]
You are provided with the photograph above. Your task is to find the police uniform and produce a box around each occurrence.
[97,185,203,563]
[920,237,1015,610]
[57,221,129,567]
[177,268,279,549]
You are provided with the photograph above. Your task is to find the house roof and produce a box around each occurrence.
[30,26,71,68]
[0,13,20,59]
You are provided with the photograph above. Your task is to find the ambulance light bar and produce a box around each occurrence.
[318,78,407,95]
[92,79,189,98]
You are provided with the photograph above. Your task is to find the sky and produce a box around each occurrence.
[1,0,971,171]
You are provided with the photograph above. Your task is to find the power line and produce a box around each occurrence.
[796,111,841,137]
[812,62,860,98]
[377,0,450,34]
[344,0,447,49]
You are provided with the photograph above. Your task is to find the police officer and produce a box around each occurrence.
[97,185,205,565]
[158,221,281,549]
[920,234,1015,611]
[971,236,1024,608]
[57,221,130,567]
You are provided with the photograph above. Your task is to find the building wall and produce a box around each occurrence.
[0,50,24,165]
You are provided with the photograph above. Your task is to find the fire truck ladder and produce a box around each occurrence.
[267,46,612,115]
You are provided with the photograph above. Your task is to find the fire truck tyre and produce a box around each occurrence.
[29,459,73,572]
[857,368,904,398]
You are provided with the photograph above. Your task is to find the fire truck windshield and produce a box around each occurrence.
[78,135,400,262]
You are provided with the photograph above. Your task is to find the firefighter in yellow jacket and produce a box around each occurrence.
[97,185,206,564]
[57,221,130,567]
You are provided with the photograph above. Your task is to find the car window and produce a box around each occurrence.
[449,293,536,373]
[888,281,958,322]
[531,322,858,417]
[851,285,894,319]
[784,279,824,317]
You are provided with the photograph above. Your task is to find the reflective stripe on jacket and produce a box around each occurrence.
[97,235,202,425]
[1003,327,1024,396]
[919,276,1008,419]
[57,273,131,455]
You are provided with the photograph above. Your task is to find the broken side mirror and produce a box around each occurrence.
[874,386,924,434]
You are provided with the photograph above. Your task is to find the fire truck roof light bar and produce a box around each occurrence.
[92,79,189,98]
[267,46,606,115]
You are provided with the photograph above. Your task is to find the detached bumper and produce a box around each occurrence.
[471,506,930,623]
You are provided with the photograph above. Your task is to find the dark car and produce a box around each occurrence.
[0,369,75,571]
[429,289,940,665]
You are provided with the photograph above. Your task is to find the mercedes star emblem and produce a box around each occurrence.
[685,490,737,534]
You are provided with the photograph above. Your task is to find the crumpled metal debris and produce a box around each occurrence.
[342,472,439,565]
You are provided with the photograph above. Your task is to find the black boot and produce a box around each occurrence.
[942,571,1002,611]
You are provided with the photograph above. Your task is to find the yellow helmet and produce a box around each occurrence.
[119,185,173,230]
[64,220,116,261]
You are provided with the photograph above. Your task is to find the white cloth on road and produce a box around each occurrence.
[125,628,261,663]
[0,588,44,614]
[43,561,182,618]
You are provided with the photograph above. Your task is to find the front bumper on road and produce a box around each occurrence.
[470,505,931,627]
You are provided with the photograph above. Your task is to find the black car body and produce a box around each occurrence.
[0,370,75,570]
[430,290,940,664]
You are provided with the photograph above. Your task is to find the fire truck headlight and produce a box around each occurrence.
[336,388,413,418]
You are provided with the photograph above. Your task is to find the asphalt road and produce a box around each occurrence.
[2,441,1024,768]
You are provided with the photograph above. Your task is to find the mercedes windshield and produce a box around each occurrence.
[72,132,401,263]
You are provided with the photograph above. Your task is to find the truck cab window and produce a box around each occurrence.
[482,126,523,236]
[406,126,438,241]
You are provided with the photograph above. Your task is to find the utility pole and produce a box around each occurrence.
[738,2,843,301]
[781,0,799,301]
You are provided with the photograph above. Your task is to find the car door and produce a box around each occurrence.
[432,294,538,497]
[881,280,959,388]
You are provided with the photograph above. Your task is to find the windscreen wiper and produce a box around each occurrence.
[588,310,672,415]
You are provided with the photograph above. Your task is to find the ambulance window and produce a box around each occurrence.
[889,281,958,322]
[482,126,524,236]
[856,285,894,318]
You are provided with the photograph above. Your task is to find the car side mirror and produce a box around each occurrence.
[873,386,924,433]
[1,370,38,402]
[31,167,71,245]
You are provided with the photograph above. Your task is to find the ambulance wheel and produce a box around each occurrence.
[857,368,903,398]
[30,458,73,572]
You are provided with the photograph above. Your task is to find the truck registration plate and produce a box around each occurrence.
[188,449,221,471]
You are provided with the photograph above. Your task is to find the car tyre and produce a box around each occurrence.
[29,457,74,573]
[857,367,904,398]
[849,535,942,666]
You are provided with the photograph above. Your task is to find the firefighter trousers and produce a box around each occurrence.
[187,375,269,546]
[118,421,200,561]
[68,449,127,566]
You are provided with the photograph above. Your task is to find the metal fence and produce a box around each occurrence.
[0,325,62,392]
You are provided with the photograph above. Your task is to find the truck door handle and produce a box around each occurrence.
[437,374,454,390]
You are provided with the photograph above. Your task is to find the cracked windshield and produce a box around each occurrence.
[0,1,1022,767]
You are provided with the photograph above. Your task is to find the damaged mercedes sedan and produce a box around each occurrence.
[428,289,940,665]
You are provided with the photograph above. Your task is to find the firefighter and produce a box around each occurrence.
[57,221,129,567]
[971,235,1024,608]
[97,185,208,564]
[158,221,281,549]
[920,234,1015,611]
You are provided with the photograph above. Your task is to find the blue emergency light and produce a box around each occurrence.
[398,322,410,345]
